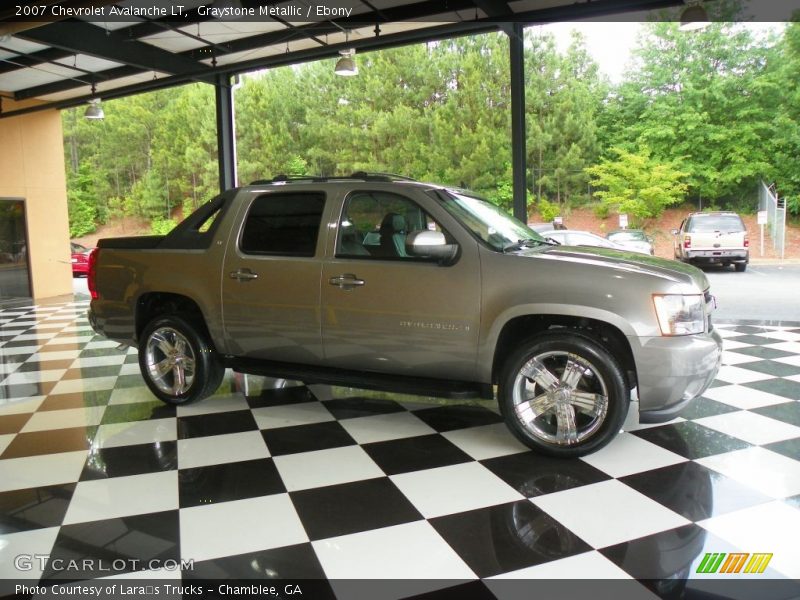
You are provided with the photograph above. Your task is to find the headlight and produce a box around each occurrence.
[653,294,705,336]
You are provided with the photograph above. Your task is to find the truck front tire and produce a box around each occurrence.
[498,331,629,458]
[139,315,224,405]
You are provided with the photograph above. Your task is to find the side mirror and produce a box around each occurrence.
[670,229,679,236]
[406,230,458,263]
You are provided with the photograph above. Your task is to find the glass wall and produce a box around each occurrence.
[0,199,32,302]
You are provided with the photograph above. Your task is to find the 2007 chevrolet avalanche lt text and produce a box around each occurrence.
[87,174,723,457]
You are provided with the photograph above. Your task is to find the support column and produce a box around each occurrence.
[508,23,527,223]
[215,73,236,191]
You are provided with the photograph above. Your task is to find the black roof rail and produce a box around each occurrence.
[249,172,416,186]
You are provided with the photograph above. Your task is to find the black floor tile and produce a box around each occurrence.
[600,524,706,579]
[179,458,285,507]
[184,542,331,582]
[481,452,610,498]
[430,501,591,578]
[245,386,317,408]
[736,361,800,378]
[1,426,93,459]
[38,391,112,411]
[101,401,175,425]
[178,410,258,440]
[764,437,800,460]
[61,366,122,380]
[0,483,76,534]
[0,381,57,399]
[290,477,422,540]
[15,359,75,372]
[411,405,504,432]
[619,462,770,521]
[41,510,180,580]
[751,402,800,427]
[728,346,794,360]
[404,581,496,600]
[322,396,406,420]
[679,397,738,420]
[261,421,356,456]
[784,495,800,511]
[743,378,800,401]
[0,412,32,435]
[362,434,473,475]
[730,334,784,346]
[80,441,178,481]
[114,374,146,389]
[630,421,751,460]
[123,354,140,364]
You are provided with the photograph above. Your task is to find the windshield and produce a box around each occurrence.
[608,231,646,242]
[437,190,545,252]
[687,215,745,233]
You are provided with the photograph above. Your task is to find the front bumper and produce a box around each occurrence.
[633,328,723,423]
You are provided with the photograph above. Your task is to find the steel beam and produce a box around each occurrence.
[215,74,236,192]
[508,23,527,223]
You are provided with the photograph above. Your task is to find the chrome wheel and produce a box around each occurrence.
[144,326,196,396]
[511,351,609,446]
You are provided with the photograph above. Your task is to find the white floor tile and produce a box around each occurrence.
[252,402,335,430]
[94,419,177,449]
[180,494,307,562]
[699,501,800,579]
[84,340,126,350]
[718,339,751,350]
[0,345,42,356]
[759,330,800,342]
[108,387,158,405]
[28,350,82,361]
[775,355,800,368]
[0,396,45,415]
[580,432,687,478]
[51,376,119,395]
[21,406,106,433]
[716,327,746,339]
[696,447,800,499]
[765,341,800,354]
[391,462,523,519]
[63,471,179,524]
[340,411,437,445]
[3,369,66,385]
[721,351,762,366]
[702,384,791,410]
[274,445,384,492]
[119,363,142,376]
[441,423,529,460]
[0,450,88,492]
[313,521,475,580]
[178,430,270,469]
[488,550,632,580]
[0,434,12,455]
[0,362,22,375]
[0,527,60,579]
[785,374,800,383]
[714,365,773,385]
[174,392,249,417]
[695,411,800,445]
[531,480,690,549]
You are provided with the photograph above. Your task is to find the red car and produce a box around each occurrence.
[71,242,92,276]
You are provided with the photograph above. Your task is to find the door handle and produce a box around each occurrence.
[329,274,365,289]
[230,269,258,281]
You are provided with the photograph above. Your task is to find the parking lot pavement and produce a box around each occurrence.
[704,264,800,325]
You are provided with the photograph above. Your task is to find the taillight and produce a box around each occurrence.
[683,236,691,249]
[744,236,749,248]
[87,248,99,300]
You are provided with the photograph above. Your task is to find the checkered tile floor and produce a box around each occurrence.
[1,301,800,596]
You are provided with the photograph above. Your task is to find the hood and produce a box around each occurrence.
[535,245,709,292]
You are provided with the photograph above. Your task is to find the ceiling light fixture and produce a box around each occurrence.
[679,1,710,32]
[84,83,104,120]
[335,31,357,76]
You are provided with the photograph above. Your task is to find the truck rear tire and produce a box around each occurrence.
[735,263,747,272]
[498,331,629,458]
[139,315,224,405]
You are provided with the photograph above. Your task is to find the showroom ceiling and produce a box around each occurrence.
[0,0,686,117]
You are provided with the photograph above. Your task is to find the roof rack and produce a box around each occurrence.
[249,172,416,186]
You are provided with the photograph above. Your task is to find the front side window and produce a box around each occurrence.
[336,191,444,260]
[240,192,325,257]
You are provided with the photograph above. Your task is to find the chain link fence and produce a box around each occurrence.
[759,182,786,259]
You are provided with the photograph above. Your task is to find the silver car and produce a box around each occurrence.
[606,229,655,255]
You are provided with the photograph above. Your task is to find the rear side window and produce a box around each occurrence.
[240,192,325,257]
[686,215,745,233]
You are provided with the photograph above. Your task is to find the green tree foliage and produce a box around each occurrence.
[66,164,98,238]
[585,147,687,224]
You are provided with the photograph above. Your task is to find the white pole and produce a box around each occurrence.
[760,223,764,257]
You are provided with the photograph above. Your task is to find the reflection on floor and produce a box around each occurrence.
[1,301,799,597]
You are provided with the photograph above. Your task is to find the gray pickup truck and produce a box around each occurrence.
[88,174,722,457]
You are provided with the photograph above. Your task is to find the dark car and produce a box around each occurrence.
[71,242,91,276]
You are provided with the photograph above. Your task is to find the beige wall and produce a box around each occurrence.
[0,96,73,300]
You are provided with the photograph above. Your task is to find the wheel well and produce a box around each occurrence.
[491,315,637,389]
[135,292,210,344]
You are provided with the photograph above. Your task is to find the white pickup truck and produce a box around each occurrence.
[673,212,749,272]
